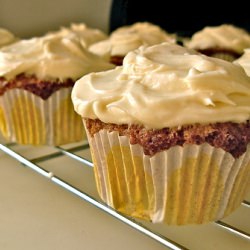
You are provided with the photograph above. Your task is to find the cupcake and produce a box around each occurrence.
[0,32,114,145]
[89,22,176,65]
[46,23,107,48]
[72,43,250,225]
[185,24,250,62]
[234,48,250,76]
[0,28,18,48]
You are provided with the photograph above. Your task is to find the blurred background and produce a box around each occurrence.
[1,0,249,38]
[0,0,112,38]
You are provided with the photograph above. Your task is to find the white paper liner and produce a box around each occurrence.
[0,88,85,145]
[88,129,250,225]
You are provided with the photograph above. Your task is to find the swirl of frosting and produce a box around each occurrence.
[185,24,250,54]
[46,23,107,48]
[72,43,250,129]
[89,22,176,59]
[0,33,114,81]
[0,28,18,48]
[234,49,250,76]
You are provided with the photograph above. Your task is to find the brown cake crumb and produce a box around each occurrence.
[110,56,124,66]
[85,118,250,158]
[0,74,75,100]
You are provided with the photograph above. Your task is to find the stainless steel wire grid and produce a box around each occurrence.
[0,141,249,250]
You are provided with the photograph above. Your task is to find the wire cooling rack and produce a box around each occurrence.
[0,141,249,250]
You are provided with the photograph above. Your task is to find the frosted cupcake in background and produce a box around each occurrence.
[0,28,18,48]
[185,24,250,62]
[72,42,250,225]
[46,23,108,48]
[89,22,176,65]
[234,48,250,76]
[0,31,114,145]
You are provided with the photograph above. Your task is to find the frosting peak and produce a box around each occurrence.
[46,23,107,48]
[234,49,250,76]
[89,22,176,59]
[72,43,250,128]
[0,28,18,48]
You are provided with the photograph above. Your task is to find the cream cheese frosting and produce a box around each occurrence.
[72,43,250,129]
[0,28,18,48]
[89,22,176,59]
[0,33,115,81]
[185,24,250,54]
[46,23,107,48]
[234,49,250,76]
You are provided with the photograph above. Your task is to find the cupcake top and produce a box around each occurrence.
[46,23,107,48]
[89,22,176,59]
[185,24,250,54]
[234,49,250,76]
[0,32,114,81]
[0,28,18,48]
[72,43,250,129]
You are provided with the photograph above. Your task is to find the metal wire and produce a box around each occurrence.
[0,142,250,248]
[242,200,250,208]
[0,143,186,250]
[215,221,250,240]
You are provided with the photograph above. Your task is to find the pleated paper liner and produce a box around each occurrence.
[87,129,250,225]
[0,88,85,145]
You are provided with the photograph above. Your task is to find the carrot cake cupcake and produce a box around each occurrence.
[72,42,250,225]
[0,31,114,145]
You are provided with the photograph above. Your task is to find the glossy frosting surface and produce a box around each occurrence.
[46,23,107,48]
[185,24,250,53]
[89,22,176,59]
[0,32,114,81]
[72,43,250,128]
[234,49,250,76]
[0,28,17,48]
